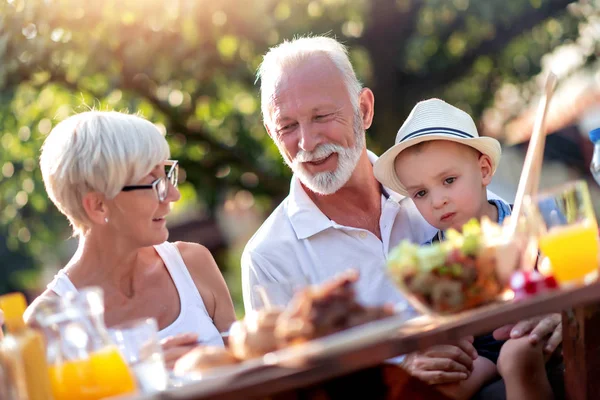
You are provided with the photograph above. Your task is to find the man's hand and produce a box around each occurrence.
[493,314,562,354]
[160,333,199,369]
[402,336,478,385]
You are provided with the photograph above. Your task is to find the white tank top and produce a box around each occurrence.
[46,242,224,347]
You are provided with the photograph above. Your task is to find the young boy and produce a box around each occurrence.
[373,99,557,400]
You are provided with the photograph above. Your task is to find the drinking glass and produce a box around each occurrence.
[110,318,168,394]
[530,180,599,284]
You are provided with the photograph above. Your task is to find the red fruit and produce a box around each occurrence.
[524,280,538,294]
[543,275,558,289]
[510,269,559,300]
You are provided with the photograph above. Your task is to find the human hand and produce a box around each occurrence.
[434,356,498,400]
[402,336,478,384]
[160,332,199,369]
[492,313,561,354]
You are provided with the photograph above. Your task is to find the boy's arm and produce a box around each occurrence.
[433,357,498,400]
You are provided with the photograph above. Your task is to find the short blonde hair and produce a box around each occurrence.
[40,111,170,236]
[257,35,363,130]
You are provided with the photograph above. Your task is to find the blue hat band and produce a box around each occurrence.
[400,127,475,142]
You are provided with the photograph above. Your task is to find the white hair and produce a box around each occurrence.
[257,35,363,129]
[39,111,170,236]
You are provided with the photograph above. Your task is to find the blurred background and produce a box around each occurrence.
[1,0,599,316]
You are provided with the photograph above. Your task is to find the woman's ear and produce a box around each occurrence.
[82,192,109,225]
[479,154,494,186]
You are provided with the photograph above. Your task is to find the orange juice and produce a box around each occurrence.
[48,346,137,400]
[539,220,599,283]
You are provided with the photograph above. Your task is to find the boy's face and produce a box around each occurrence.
[394,140,494,231]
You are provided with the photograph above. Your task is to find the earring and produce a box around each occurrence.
[104,217,109,223]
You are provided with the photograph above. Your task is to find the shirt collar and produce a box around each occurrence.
[287,150,404,240]
[287,174,333,239]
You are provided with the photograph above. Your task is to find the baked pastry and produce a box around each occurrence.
[275,270,395,345]
[173,345,239,376]
[228,309,282,360]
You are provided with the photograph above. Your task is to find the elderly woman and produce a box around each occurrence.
[25,111,236,367]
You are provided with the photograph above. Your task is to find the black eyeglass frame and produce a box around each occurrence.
[122,160,179,202]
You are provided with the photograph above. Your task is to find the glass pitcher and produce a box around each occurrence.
[32,288,137,400]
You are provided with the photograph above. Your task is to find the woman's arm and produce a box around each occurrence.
[176,242,237,333]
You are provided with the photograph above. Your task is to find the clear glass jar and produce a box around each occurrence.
[32,288,138,400]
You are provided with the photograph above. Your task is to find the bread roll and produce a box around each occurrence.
[173,346,239,376]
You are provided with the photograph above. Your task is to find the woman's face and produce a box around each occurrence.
[107,161,181,246]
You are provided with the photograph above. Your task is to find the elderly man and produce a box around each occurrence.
[242,36,563,399]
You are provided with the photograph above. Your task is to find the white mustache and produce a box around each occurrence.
[295,143,345,163]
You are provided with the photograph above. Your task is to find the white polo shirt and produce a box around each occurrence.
[241,151,503,312]
[242,151,438,312]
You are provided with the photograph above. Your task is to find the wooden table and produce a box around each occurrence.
[562,302,600,400]
[129,282,600,400]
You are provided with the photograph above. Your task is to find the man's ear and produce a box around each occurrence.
[479,154,494,186]
[264,122,274,139]
[358,88,375,130]
[82,192,109,225]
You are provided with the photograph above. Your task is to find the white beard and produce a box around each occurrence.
[279,111,365,195]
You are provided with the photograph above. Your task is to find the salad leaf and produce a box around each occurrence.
[461,218,482,256]
[415,243,448,271]
[462,218,482,236]
[388,240,419,271]
[450,263,463,277]
[445,228,462,246]
[387,219,483,275]
[461,235,480,256]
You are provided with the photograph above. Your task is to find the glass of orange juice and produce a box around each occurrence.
[531,180,599,285]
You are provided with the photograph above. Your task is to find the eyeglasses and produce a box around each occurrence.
[122,160,179,202]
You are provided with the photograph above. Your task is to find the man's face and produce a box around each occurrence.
[266,55,364,195]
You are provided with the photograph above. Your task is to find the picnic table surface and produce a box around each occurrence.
[125,280,600,400]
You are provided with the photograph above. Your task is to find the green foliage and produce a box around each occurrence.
[0,0,595,307]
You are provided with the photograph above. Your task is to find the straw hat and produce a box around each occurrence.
[373,98,501,196]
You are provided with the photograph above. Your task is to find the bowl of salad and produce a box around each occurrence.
[387,219,521,315]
